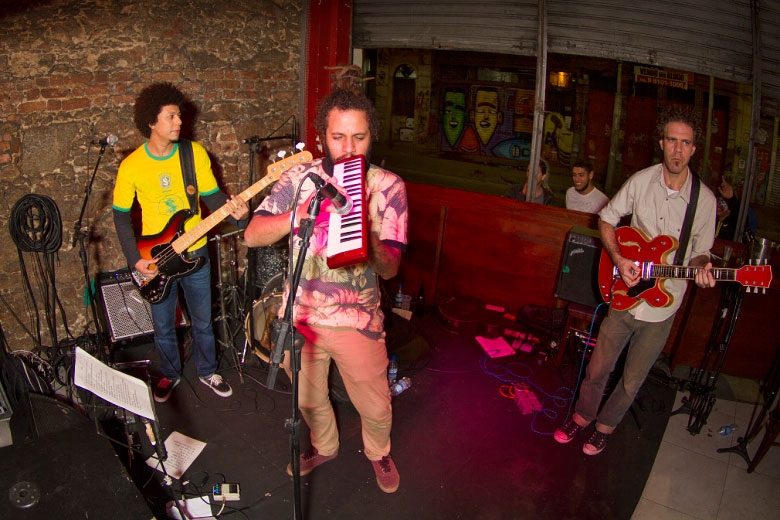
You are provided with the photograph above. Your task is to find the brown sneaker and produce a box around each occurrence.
[371,454,400,493]
[286,447,337,476]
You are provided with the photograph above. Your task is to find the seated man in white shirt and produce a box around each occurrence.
[566,160,609,214]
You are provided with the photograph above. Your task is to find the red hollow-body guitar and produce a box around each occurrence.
[598,226,773,310]
[131,149,312,304]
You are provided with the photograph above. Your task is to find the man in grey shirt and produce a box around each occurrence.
[554,105,718,455]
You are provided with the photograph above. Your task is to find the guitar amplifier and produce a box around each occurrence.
[555,227,604,308]
[97,269,187,344]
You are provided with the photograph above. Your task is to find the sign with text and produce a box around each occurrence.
[634,66,692,89]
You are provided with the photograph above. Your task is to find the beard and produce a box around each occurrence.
[575,180,591,193]
[664,155,689,176]
[322,146,372,176]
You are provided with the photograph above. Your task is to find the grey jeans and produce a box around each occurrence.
[574,307,674,433]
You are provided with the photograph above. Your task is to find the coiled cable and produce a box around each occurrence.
[9,194,62,253]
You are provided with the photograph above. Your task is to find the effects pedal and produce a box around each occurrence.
[513,383,542,415]
[213,483,241,501]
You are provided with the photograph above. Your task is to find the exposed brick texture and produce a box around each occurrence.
[0,0,303,347]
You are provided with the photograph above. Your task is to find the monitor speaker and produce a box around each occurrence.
[555,227,603,308]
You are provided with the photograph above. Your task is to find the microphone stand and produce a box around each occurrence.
[243,114,298,154]
[73,142,110,358]
[243,117,297,364]
[266,190,325,520]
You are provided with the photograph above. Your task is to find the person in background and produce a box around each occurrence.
[553,104,717,455]
[715,175,758,241]
[113,82,249,403]
[505,158,555,205]
[565,160,609,214]
[243,67,408,493]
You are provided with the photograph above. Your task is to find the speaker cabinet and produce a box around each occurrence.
[0,419,153,519]
[97,269,186,344]
[555,227,604,308]
[98,269,155,343]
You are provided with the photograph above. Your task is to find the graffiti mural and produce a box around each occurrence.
[439,85,532,161]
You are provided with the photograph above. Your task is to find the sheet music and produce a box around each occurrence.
[73,346,155,420]
[146,431,207,480]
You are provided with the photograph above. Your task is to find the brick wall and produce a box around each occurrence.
[0,0,303,348]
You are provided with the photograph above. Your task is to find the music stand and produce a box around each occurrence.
[72,347,171,475]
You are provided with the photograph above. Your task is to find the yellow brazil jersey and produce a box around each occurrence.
[113,141,220,252]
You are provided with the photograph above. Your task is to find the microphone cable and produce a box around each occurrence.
[9,194,62,253]
[8,194,74,347]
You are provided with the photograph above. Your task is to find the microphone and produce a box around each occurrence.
[242,136,261,144]
[308,173,353,215]
[92,134,118,146]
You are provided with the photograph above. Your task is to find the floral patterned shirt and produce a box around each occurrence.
[255,157,408,333]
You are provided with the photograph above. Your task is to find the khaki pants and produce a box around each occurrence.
[284,323,392,460]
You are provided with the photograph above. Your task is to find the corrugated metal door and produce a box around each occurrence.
[352,1,539,56]
[353,0,779,115]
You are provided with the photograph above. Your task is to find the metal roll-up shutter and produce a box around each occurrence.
[759,1,780,116]
[352,0,539,56]
[547,0,753,84]
[353,0,779,115]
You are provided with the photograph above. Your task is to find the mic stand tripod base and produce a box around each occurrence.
[717,436,752,466]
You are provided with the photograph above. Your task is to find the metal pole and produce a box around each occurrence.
[527,0,547,202]
[735,0,762,241]
[605,62,623,194]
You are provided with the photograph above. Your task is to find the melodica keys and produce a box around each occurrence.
[326,155,368,269]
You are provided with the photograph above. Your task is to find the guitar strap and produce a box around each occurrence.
[674,171,701,266]
[178,139,199,214]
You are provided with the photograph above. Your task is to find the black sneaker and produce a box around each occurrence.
[153,377,180,403]
[554,419,584,444]
[199,373,232,397]
[583,430,610,456]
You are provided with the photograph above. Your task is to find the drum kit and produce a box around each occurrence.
[209,223,288,378]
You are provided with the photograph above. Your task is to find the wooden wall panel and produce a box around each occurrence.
[402,182,596,312]
[401,182,779,380]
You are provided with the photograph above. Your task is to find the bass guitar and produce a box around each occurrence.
[131,149,312,303]
[598,226,773,310]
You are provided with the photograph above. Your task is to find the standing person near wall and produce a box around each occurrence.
[553,105,717,455]
[113,82,249,403]
[243,68,408,493]
[565,160,609,214]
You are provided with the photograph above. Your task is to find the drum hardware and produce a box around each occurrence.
[244,272,284,371]
[673,237,775,434]
[210,225,247,383]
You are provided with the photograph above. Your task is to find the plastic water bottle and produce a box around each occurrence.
[394,284,404,308]
[718,423,738,435]
[390,377,411,397]
[387,355,399,384]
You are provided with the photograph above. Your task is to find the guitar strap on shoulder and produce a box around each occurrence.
[178,139,199,213]
[674,171,701,266]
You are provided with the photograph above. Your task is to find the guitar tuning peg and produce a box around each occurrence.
[277,150,288,159]
[295,142,305,151]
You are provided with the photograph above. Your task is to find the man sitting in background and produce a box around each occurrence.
[565,160,609,214]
